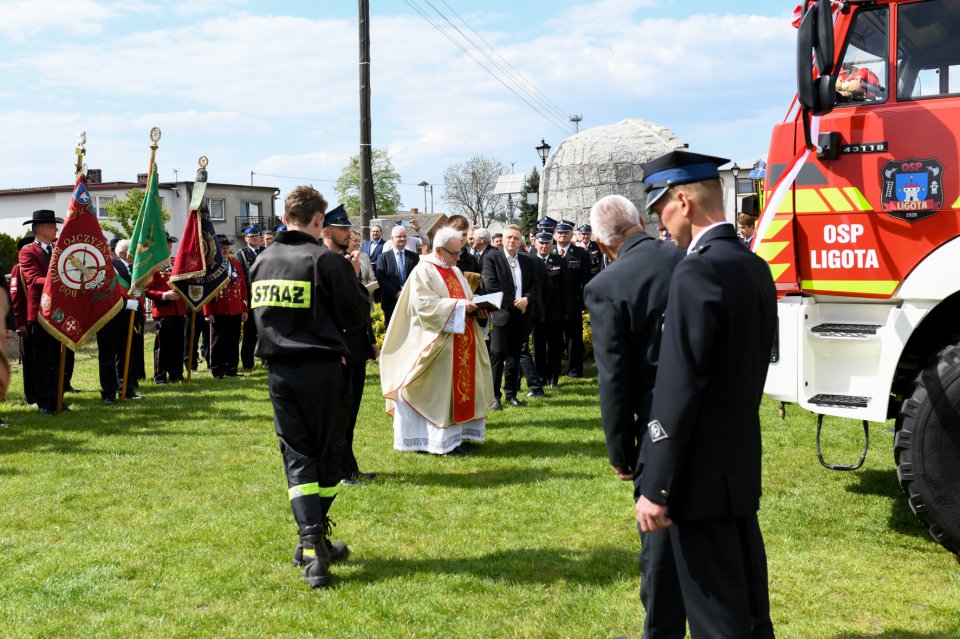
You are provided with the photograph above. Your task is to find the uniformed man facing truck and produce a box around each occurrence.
[250,185,370,589]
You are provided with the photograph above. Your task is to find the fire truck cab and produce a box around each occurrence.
[760,0,960,554]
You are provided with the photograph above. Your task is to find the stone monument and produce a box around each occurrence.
[538,118,685,228]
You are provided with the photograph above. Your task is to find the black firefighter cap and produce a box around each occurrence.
[641,150,729,211]
[323,204,351,228]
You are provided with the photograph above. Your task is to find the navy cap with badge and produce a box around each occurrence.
[275,224,287,232]
[243,225,261,237]
[323,204,351,228]
[535,231,554,243]
[555,220,574,232]
[536,216,558,230]
[641,150,729,212]
[577,224,592,233]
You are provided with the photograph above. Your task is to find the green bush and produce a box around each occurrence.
[583,312,593,359]
[0,233,17,273]
[371,303,386,345]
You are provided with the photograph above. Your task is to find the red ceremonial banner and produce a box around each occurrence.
[433,264,477,424]
[39,175,124,350]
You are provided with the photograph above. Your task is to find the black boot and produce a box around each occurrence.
[293,520,349,566]
[299,523,332,588]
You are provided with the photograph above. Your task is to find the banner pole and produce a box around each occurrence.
[187,310,197,382]
[56,343,66,415]
[119,309,135,401]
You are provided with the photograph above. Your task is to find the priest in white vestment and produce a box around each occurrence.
[380,227,494,455]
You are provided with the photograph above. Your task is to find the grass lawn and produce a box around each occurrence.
[0,345,958,638]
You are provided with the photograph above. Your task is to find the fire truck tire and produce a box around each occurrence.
[895,343,960,556]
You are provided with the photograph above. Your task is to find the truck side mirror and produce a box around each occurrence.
[797,0,838,148]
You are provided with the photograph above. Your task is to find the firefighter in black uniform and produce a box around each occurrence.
[552,220,590,378]
[636,151,777,637]
[577,224,605,277]
[532,231,570,388]
[250,185,370,589]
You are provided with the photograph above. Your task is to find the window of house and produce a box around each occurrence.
[206,198,225,221]
[835,7,889,106]
[95,195,116,218]
[242,201,262,220]
[897,0,960,100]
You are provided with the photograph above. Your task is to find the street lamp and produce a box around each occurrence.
[535,139,551,167]
[731,162,741,180]
[418,180,430,214]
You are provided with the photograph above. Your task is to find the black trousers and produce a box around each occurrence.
[97,326,124,399]
[667,514,775,639]
[534,320,563,385]
[269,359,352,531]
[340,360,367,480]
[490,312,530,401]
[513,340,542,394]
[154,315,185,382]
[27,322,58,410]
[63,349,75,387]
[240,314,258,370]
[130,311,146,383]
[183,311,209,370]
[19,331,37,405]
[209,314,241,378]
[637,525,687,639]
[563,312,584,375]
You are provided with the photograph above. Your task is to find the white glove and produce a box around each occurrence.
[125,299,140,311]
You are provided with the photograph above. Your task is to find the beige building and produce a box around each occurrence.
[0,169,280,244]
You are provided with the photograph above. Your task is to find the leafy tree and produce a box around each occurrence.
[518,166,540,235]
[334,148,402,220]
[0,233,16,273]
[101,189,172,240]
[442,155,508,227]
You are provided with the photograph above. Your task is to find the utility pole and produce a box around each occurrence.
[358,0,375,239]
[569,114,582,133]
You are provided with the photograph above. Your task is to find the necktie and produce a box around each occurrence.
[397,251,406,286]
[44,244,52,258]
[560,248,566,257]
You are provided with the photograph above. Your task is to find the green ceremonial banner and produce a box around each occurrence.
[129,165,170,291]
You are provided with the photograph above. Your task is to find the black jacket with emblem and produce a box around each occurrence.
[250,230,370,362]
[584,231,683,476]
[639,224,776,519]
[554,243,590,311]
[537,252,572,323]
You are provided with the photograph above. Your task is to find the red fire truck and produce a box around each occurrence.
[757,0,960,554]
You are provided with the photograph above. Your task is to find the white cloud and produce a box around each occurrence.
[0,0,114,41]
[0,1,799,206]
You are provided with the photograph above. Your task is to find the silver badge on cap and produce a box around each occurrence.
[648,420,668,443]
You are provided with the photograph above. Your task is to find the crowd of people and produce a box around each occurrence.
[3,149,779,636]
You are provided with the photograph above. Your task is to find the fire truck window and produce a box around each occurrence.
[836,7,888,106]
[897,0,960,100]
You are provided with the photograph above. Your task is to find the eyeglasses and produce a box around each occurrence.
[438,246,459,258]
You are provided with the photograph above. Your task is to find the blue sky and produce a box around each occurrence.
[0,0,799,213]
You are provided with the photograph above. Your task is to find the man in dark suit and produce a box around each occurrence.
[236,226,263,370]
[115,240,147,386]
[96,240,145,403]
[584,194,686,639]
[18,210,63,414]
[375,224,419,326]
[553,219,591,378]
[481,224,540,409]
[636,151,777,638]
[532,232,571,390]
[361,224,386,264]
[473,228,496,271]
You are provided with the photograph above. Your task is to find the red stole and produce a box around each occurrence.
[433,264,477,423]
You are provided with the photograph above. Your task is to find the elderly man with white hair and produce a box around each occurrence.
[583,194,687,639]
[379,226,494,456]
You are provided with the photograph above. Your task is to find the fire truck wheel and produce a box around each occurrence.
[895,343,960,556]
